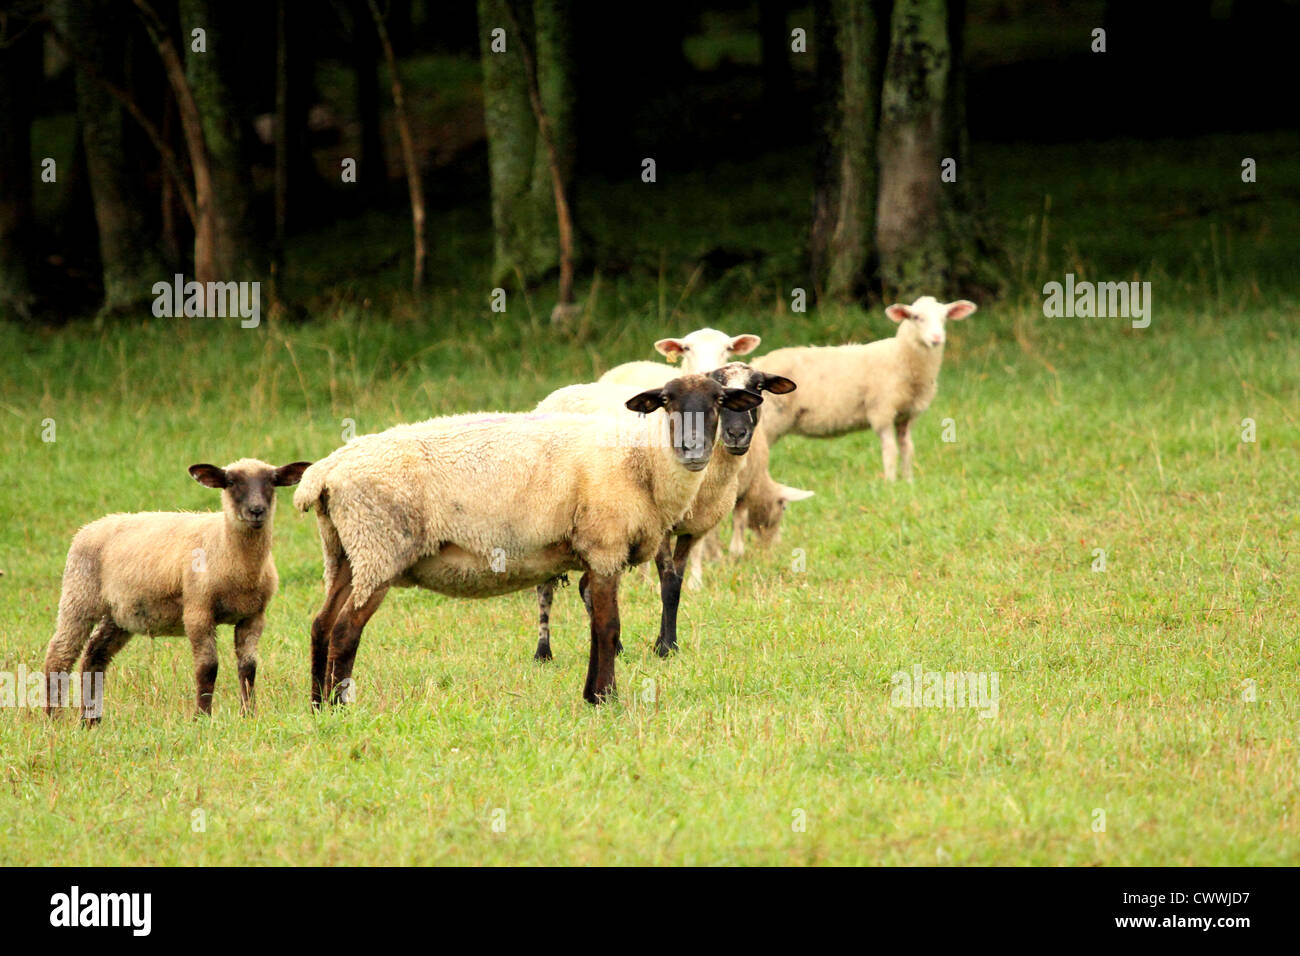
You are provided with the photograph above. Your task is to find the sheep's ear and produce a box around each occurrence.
[626,389,667,414]
[779,485,814,504]
[729,334,761,355]
[885,304,912,323]
[757,373,796,394]
[654,338,687,362]
[273,461,313,487]
[722,388,764,412]
[189,464,229,489]
[946,300,977,320]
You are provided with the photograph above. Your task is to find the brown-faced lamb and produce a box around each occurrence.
[42,459,311,722]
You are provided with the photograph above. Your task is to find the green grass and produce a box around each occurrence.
[1,132,1298,865]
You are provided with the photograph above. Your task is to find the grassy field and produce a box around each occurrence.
[1,133,1298,865]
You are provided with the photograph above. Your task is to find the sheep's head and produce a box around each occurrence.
[189,458,312,531]
[625,374,763,472]
[747,480,815,547]
[708,362,796,455]
[886,296,977,349]
[654,327,761,372]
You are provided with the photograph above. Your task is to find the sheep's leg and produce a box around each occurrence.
[729,502,749,558]
[685,537,704,591]
[878,423,900,481]
[310,559,354,707]
[698,527,724,563]
[897,417,915,483]
[578,571,620,654]
[582,573,621,704]
[234,612,264,716]
[78,620,131,725]
[184,611,220,717]
[653,537,682,657]
[655,535,696,656]
[43,603,101,717]
[325,585,390,706]
[534,580,556,662]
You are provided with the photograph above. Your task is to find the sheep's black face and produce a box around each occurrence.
[708,364,797,454]
[189,459,312,531]
[625,374,763,471]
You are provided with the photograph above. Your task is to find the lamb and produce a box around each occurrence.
[531,362,796,660]
[292,375,763,705]
[598,327,761,389]
[727,425,814,557]
[753,296,977,481]
[42,458,311,722]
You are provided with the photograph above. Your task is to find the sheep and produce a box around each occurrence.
[754,296,977,481]
[598,327,761,388]
[292,375,763,705]
[727,425,815,557]
[41,458,311,722]
[531,362,796,660]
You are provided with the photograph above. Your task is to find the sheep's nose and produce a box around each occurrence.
[725,425,748,442]
[248,505,267,518]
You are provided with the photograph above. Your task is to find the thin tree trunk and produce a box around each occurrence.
[505,0,576,316]
[875,0,949,299]
[69,0,168,313]
[131,0,217,287]
[810,0,887,304]
[179,0,260,281]
[479,0,576,291]
[369,0,426,294]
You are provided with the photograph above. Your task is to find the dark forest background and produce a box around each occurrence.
[0,0,1296,324]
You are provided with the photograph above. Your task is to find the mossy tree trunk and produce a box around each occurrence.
[876,0,999,299]
[0,15,40,320]
[68,0,166,314]
[875,0,949,299]
[180,0,261,281]
[810,0,888,303]
[478,0,577,289]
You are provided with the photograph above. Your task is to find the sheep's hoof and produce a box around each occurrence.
[79,715,101,729]
[614,638,624,656]
[533,645,553,662]
[686,574,703,591]
[654,640,676,658]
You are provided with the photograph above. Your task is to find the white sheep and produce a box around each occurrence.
[727,425,814,556]
[531,362,795,660]
[292,375,763,705]
[598,327,761,388]
[754,296,977,481]
[42,458,311,721]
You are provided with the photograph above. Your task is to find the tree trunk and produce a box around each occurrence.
[180,0,261,281]
[875,0,950,299]
[478,0,577,289]
[0,15,41,320]
[69,0,166,314]
[369,0,426,294]
[810,0,887,304]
